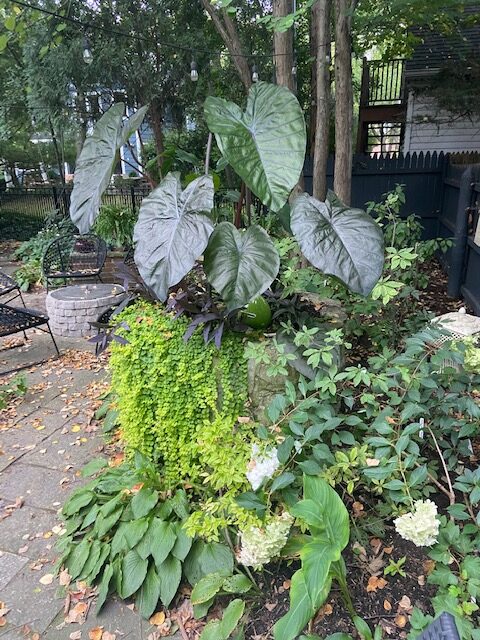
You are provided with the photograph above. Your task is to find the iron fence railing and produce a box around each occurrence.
[360,59,406,107]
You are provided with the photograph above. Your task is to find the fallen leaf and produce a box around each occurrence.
[395,614,407,628]
[102,633,116,640]
[32,634,40,640]
[150,612,166,626]
[18,545,28,554]
[398,595,412,613]
[417,575,425,586]
[0,617,6,627]
[383,546,394,554]
[66,602,88,624]
[59,569,71,586]
[282,580,291,590]
[370,538,382,552]
[383,600,392,611]
[39,573,54,585]
[71,425,82,433]
[366,576,387,592]
[423,559,436,575]
[352,501,364,516]
[237,416,251,424]
[88,627,103,640]
[366,458,380,467]
[264,602,277,612]
[69,632,82,640]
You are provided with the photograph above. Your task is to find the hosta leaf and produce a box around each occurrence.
[158,555,182,607]
[95,563,113,613]
[191,572,225,605]
[204,222,279,310]
[70,103,147,233]
[290,193,384,296]
[123,518,149,549]
[131,487,158,519]
[133,172,214,300]
[121,550,148,598]
[184,541,234,586]
[303,476,350,551]
[219,599,245,638]
[171,523,193,561]
[136,562,161,619]
[66,538,91,580]
[136,518,177,565]
[204,82,306,211]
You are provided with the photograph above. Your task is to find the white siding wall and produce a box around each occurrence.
[403,92,480,153]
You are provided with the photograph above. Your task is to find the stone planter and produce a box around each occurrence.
[46,283,127,337]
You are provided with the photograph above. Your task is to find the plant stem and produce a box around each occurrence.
[205,132,213,176]
[426,424,455,509]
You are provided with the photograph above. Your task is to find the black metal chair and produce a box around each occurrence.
[416,612,460,640]
[0,303,60,375]
[0,271,25,307]
[42,234,107,290]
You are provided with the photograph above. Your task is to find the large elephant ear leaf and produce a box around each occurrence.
[290,193,384,296]
[204,222,279,311]
[204,82,306,212]
[70,102,148,234]
[133,172,214,301]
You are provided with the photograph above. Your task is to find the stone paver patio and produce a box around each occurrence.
[0,271,168,639]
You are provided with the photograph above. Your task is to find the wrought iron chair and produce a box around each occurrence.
[416,612,460,640]
[0,270,25,307]
[42,234,107,290]
[0,303,60,375]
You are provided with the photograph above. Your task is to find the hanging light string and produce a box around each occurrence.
[5,0,306,61]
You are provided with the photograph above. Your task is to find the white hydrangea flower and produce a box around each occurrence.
[237,512,293,569]
[246,444,279,491]
[394,499,440,547]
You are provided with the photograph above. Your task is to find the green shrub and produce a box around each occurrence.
[109,302,248,488]
[92,204,137,248]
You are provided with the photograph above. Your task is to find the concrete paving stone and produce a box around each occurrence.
[0,462,81,510]
[0,550,28,590]
[0,563,64,636]
[0,503,60,559]
[44,597,145,639]
[0,426,51,472]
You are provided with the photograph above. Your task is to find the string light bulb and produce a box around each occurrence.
[82,37,93,65]
[251,64,259,82]
[190,60,198,82]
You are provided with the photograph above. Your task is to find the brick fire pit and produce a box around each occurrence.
[46,284,127,337]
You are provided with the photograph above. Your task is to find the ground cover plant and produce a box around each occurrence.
[56,85,480,639]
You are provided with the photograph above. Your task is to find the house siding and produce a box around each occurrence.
[403,92,480,154]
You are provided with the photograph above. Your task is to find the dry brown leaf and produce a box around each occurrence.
[39,573,54,585]
[0,617,6,627]
[322,603,333,615]
[352,501,365,516]
[69,632,82,640]
[264,603,277,612]
[366,458,380,467]
[417,575,425,586]
[149,612,166,626]
[59,569,71,586]
[32,634,40,640]
[366,576,387,592]
[423,559,436,575]
[102,632,116,640]
[395,614,408,628]
[370,538,382,552]
[88,627,103,640]
[66,602,88,624]
[398,595,412,613]
[383,600,392,611]
[383,546,394,554]
[282,580,291,590]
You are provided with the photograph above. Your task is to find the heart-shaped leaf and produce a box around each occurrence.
[204,222,279,311]
[290,193,384,296]
[133,172,214,301]
[70,103,148,234]
[204,82,306,212]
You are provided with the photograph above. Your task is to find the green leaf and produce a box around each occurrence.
[234,492,267,517]
[200,620,223,640]
[123,518,150,549]
[62,490,95,517]
[191,572,225,605]
[94,507,123,538]
[136,562,161,619]
[70,103,147,233]
[194,598,214,619]
[353,617,373,640]
[273,570,315,640]
[0,34,9,52]
[78,540,102,581]
[291,499,324,530]
[303,476,350,551]
[158,555,182,607]
[300,541,337,606]
[85,544,110,583]
[270,472,296,492]
[171,523,193,561]
[290,193,384,296]
[204,82,306,212]
[135,518,176,565]
[81,458,108,477]
[133,172,214,301]
[222,574,252,594]
[184,541,234,586]
[131,487,159,519]
[95,563,113,613]
[204,222,279,311]
[121,550,148,598]
[220,599,245,638]
[66,538,91,580]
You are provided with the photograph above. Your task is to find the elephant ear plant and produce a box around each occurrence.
[69,83,385,321]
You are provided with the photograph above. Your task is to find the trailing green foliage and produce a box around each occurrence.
[0,374,27,410]
[109,301,248,487]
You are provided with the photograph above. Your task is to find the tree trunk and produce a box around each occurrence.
[273,0,295,91]
[149,97,165,175]
[333,0,354,205]
[200,0,252,91]
[312,0,332,200]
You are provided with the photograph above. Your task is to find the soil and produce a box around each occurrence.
[246,534,436,639]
